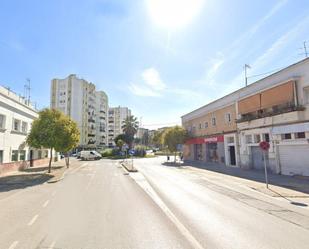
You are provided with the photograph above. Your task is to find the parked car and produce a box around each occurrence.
[80,150,102,160]
[77,152,81,159]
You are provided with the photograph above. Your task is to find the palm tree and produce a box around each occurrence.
[122,115,139,148]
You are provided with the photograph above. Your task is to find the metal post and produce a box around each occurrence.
[263,151,269,189]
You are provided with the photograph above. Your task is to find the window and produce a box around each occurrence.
[263,133,270,142]
[204,122,208,128]
[282,133,291,140]
[19,150,26,161]
[0,114,6,129]
[199,123,202,129]
[225,113,232,123]
[13,119,21,131]
[22,122,28,133]
[0,150,3,163]
[254,134,261,143]
[227,137,234,143]
[245,135,252,144]
[11,150,19,161]
[211,117,216,126]
[295,132,306,139]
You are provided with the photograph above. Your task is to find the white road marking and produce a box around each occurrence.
[70,162,88,174]
[27,214,39,226]
[48,241,56,248]
[42,200,50,208]
[8,241,19,249]
[130,172,204,249]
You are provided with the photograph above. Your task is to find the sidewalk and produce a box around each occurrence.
[183,160,309,196]
[0,158,81,196]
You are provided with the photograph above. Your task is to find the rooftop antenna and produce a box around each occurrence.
[303,41,308,58]
[244,64,251,86]
[26,78,31,103]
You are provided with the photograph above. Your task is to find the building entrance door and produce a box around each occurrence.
[229,146,236,165]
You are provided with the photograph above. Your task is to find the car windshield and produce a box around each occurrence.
[1,1,309,249]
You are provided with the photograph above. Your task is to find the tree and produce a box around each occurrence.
[116,139,124,149]
[152,130,165,149]
[27,109,80,173]
[114,134,128,146]
[121,115,139,148]
[163,126,188,163]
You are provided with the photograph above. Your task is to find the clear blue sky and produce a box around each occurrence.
[1,0,309,129]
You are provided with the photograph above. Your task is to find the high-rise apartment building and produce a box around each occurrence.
[50,74,108,149]
[108,106,131,147]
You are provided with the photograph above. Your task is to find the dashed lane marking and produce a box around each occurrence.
[27,214,39,226]
[42,200,50,208]
[8,241,19,249]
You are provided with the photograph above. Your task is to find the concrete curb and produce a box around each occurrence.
[120,161,138,173]
[47,169,67,183]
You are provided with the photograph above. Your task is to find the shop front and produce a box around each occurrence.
[185,135,225,164]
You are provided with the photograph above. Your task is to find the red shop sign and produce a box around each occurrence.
[186,135,224,144]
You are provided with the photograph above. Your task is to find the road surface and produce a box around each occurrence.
[0,159,191,249]
[1,157,309,249]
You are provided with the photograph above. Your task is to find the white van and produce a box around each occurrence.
[80,150,102,160]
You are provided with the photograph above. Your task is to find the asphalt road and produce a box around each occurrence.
[133,157,309,249]
[0,159,191,249]
[1,157,309,249]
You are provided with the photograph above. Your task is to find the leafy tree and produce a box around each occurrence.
[116,139,125,149]
[163,126,188,163]
[114,134,128,146]
[152,130,165,149]
[121,115,139,148]
[27,109,80,173]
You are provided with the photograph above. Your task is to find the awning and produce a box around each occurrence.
[272,122,309,134]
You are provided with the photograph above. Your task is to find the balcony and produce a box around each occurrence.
[88,140,96,144]
[88,134,95,137]
[237,104,305,123]
[88,118,95,123]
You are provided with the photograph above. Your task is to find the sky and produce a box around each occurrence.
[1,0,309,129]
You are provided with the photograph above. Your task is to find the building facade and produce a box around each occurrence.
[182,58,309,176]
[50,74,109,149]
[108,106,131,147]
[0,86,52,174]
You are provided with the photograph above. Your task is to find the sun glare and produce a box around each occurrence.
[146,0,204,29]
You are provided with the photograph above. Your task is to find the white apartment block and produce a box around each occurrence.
[0,86,51,174]
[108,106,131,146]
[51,74,109,149]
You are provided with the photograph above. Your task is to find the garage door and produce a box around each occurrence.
[251,146,264,170]
[279,145,309,176]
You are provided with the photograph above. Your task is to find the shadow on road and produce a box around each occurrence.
[0,173,53,193]
[162,162,184,167]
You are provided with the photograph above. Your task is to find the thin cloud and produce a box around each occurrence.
[129,67,166,97]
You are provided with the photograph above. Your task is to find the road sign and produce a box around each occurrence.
[259,141,270,151]
[259,141,270,188]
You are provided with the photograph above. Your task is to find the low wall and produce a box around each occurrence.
[0,158,52,175]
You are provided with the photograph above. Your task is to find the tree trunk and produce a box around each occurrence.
[48,148,53,173]
[65,154,70,168]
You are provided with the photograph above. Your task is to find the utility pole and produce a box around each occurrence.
[244,64,251,87]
